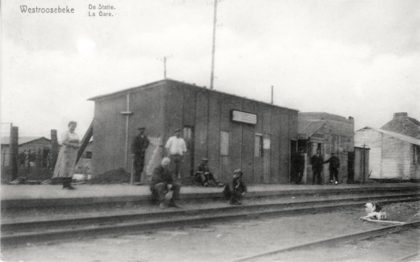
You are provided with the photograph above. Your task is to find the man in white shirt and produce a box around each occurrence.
[165,129,187,179]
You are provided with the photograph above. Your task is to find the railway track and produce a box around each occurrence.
[235,220,420,262]
[2,191,419,247]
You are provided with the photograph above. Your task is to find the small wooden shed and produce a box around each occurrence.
[355,127,420,181]
[89,79,298,184]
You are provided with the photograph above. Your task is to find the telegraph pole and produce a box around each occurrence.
[158,56,171,79]
[163,56,167,79]
[209,0,218,89]
[271,85,274,104]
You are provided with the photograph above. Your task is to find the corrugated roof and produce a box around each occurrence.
[357,127,420,146]
[1,136,51,146]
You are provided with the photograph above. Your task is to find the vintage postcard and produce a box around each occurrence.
[1,0,419,261]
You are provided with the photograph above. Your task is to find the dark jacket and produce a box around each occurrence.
[232,177,247,193]
[325,155,340,170]
[311,154,324,171]
[150,165,173,186]
[131,135,150,155]
[197,163,210,173]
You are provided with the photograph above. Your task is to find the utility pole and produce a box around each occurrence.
[270,85,274,104]
[163,56,167,79]
[209,0,218,89]
[158,56,171,79]
[120,94,133,180]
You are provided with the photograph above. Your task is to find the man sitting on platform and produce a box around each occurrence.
[150,157,181,208]
[223,169,247,205]
[194,158,223,187]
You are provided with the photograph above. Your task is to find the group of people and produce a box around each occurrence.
[53,121,339,209]
[131,127,187,184]
[293,149,341,185]
[52,122,246,208]
[149,156,247,208]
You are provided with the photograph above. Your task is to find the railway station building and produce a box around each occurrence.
[89,79,298,184]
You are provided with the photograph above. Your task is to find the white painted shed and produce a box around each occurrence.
[355,127,420,181]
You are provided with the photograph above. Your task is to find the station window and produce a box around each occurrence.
[220,131,229,156]
[183,126,193,141]
[255,134,263,157]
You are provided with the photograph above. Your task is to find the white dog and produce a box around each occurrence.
[362,202,387,220]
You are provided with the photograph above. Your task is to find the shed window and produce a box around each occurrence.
[255,134,263,157]
[220,131,229,156]
[183,127,193,141]
[263,137,271,150]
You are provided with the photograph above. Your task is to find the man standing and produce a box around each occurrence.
[131,127,150,184]
[150,157,181,208]
[324,153,340,184]
[310,149,324,185]
[165,129,187,179]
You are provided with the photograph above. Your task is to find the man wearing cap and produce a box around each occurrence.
[165,129,187,179]
[131,127,150,183]
[195,158,222,187]
[223,169,247,205]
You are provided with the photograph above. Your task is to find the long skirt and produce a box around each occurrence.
[53,146,78,178]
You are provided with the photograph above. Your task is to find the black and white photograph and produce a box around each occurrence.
[1,0,419,261]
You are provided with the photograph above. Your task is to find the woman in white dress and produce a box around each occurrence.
[53,121,80,189]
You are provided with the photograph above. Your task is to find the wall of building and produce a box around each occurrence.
[92,80,298,184]
[162,82,298,184]
[355,128,419,181]
[381,136,412,180]
[92,85,166,175]
[355,128,383,179]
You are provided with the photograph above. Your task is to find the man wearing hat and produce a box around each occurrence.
[223,169,247,205]
[165,128,187,179]
[195,158,222,187]
[131,127,150,183]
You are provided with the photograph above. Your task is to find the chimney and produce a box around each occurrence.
[393,112,408,119]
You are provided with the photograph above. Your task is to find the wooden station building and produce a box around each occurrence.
[89,79,298,184]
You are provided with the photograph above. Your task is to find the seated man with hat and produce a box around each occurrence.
[194,158,223,187]
[223,169,247,205]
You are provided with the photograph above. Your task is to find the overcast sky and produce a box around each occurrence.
[1,0,419,138]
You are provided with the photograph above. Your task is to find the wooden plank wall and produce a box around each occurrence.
[93,96,127,175]
[93,81,298,184]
